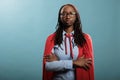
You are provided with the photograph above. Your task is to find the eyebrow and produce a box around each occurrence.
[61,11,76,13]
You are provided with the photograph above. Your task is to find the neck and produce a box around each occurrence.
[64,26,74,33]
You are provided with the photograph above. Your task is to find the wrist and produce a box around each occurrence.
[73,60,77,68]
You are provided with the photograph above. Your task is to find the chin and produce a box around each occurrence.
[66,24,73,27]
[62,22,73,29]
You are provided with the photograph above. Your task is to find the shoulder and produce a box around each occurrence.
[46,33,56,41]
[84,33,92,41]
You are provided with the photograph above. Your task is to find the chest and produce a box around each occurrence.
[52,37,81,60]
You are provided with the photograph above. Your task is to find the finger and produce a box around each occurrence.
[83,65,89,70]
[86,60,92,64]
[83,63,90,70]
[44,56,52,61]
[45,57,52,62]
[51,52,54,55]
[85,63,90,68]
[86,58,92,61]
[46,59,50,62]
[44,54,51,58]
[44,55,48,58]
[85,59,92,63]
[44,56,48,59]
[44,55,50,58]
[44,53,52,56]
[44,56,49,59]
[81,55,85,59]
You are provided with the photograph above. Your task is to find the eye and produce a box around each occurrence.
[60,12,76,17]
[70,12,76,15]
[60,13,66,16]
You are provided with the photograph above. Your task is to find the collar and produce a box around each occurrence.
[63,30,74,36]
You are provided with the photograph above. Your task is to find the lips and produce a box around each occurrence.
[64,20,73,27]
[65,19,71,24]
[61,18,75,27]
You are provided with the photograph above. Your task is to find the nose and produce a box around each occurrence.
[66,14,71,18]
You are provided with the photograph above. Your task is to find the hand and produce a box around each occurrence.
[73,55,92,70]
[44,53,59,62]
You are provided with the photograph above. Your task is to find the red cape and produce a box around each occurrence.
[42,33,94,80]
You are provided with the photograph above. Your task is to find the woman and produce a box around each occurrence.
[42,4,94,80]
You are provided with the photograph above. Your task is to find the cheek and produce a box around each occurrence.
[60,17,65,23]
[73,16,76,21]
[72,17,76,23]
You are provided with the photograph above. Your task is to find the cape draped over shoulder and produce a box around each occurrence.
[42,33,94,80]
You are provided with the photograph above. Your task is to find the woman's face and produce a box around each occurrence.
[60,5,76,28]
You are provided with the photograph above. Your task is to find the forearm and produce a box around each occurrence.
[45,60,73,71]
[72,55,92,70]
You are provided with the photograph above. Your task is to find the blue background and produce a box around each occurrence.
[0,0,120,80]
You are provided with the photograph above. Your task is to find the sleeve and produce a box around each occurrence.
[45,60,73,71]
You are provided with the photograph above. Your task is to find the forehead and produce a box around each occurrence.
[60,5,76,13]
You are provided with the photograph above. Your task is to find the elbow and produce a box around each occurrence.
[45,62,55,71]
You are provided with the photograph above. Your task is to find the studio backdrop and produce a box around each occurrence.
[0,0,120,80]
